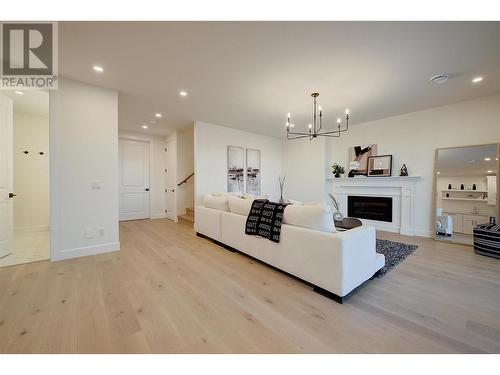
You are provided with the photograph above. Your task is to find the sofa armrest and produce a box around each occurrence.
[195,205,223,242]
[335,226,384,295]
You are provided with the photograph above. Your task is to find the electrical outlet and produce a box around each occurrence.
[85,228,94,239]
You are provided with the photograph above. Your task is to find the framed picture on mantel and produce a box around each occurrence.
[367,155,393,177]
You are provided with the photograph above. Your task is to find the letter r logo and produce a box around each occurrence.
[2,23,53,75]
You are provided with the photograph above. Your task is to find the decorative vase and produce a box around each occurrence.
[448,184,452,190]
[334,173,340,178]
[279,196,285,204]
[446,193,449,198]
[473,184,477,190]
[460,184,464,190]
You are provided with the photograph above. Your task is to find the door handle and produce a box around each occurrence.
[144,188,150,191]
[9,193,16,198]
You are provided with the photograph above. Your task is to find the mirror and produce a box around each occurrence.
[434,144,499,246]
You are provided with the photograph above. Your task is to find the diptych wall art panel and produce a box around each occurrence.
[227,146,244,193]
[246,148,261,195]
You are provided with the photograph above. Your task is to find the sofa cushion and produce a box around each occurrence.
[212,192,243,198]
[203,194,229,211]
[227,196,254,216]
[243,193,268,200]
[283,204,336,233]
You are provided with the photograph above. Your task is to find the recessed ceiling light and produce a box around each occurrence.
[141,125,148,129]
[429,74,448,85]
[14,91,24,95]
[93,65,104,73]
[155,113,162,118]
[484,158,491,161]
[487,170,493,173]
[472,76,483,84]
[437,171,441,175]
[179,91,188,97]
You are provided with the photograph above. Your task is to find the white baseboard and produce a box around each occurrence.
[151,213,167,219]
[52,241,120,261]
[414,229,434,238]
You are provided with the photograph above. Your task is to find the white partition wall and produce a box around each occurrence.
[50,79,120,261]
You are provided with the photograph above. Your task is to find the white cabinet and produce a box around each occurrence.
[462,215,475,234]
[450,213,463,233]
[445,213,489,234]
[475,215,490,225]
[487,176,497,205]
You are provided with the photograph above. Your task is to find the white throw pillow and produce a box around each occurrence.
[227,196,254,216]
[283,204,336,232]
[204,193,230,211]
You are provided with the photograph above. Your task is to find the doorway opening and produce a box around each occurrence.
[0,91,50,267]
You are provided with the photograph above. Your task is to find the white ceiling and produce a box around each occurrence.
[4,90,49,118]
[436,144,498,177]
[58,22,500,137]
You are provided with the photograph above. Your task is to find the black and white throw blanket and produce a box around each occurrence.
[245,199,288,243]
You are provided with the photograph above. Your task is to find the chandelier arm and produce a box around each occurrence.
[316,129,344,136]
[316,132,341,138]
[287,133,312,140]
[287,130,311,136]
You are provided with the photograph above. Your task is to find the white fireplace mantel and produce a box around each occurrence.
[327,176,422,235]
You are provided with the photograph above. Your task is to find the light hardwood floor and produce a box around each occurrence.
[1,218,500,353]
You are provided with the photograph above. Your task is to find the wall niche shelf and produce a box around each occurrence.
[441,197,488,202]
[441,189,487,193]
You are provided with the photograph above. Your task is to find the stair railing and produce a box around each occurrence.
[177,172,194,187]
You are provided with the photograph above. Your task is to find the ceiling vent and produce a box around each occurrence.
[429,74,449,85]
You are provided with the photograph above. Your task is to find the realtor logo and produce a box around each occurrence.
[1,22,58,90]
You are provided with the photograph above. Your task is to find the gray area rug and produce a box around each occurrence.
[375,239,418,278]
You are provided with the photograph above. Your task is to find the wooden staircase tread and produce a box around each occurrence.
[178,214,194,224]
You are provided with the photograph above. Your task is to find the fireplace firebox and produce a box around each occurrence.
[348,196,393,222]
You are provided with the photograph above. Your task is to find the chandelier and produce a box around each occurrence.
[286,92,350,140]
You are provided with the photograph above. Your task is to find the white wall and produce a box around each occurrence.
[50,79,120,260]
[283,136,329,203]
[13,112,49,231]
[283,94,500,237]
[194,121,283,204]
[176,126,194,215]
[118,131,166,219]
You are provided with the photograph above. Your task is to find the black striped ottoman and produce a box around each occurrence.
[473,223,500,259]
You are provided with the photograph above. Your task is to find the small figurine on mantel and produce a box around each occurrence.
[399,164,408,177]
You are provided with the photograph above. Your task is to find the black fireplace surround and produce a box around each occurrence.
[348,195,393,223]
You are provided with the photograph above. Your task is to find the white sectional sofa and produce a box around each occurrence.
[195,196,384,303]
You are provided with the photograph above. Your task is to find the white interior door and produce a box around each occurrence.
[0,95,14,258]
[119,139,150,221]
[164,138,176,221]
